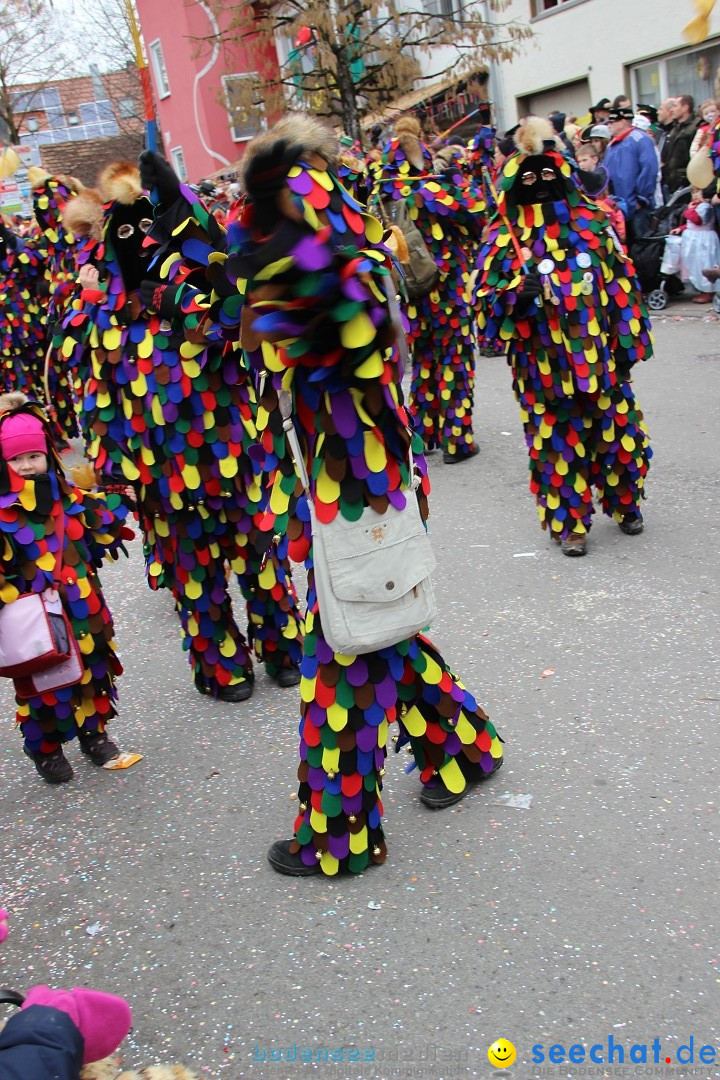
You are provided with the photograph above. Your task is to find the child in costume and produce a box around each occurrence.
[0,392,133,783]
[0,218,48,402]
[60,159,302,702]
[373,116,486,463]
[208,114,504,877]
[473,117,652,557]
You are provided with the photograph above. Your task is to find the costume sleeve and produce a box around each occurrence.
[69,488,134,566]
[144,184,229,346]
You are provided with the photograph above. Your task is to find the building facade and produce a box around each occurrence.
[134,0,279,182]
[495,0,720,127]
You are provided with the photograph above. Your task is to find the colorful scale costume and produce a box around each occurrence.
[373,119,486,460]
[30,171,87,441]
[60,166,302,696]
[0,228,47,401]
[212,116,502,874]
[473,120,653,540]
[0,399,131,754]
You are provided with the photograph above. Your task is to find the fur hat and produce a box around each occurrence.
[514,116,560,157]
[239,114,338,192]
[98,161,143,205]
[62,188,105,240]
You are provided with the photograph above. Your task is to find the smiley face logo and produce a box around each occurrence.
[488,1039,516,1068]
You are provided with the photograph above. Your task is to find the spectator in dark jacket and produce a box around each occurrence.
[663,95,699,194]
[603,106,658,242]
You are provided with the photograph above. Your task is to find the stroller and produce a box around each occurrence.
[629,185,693,311]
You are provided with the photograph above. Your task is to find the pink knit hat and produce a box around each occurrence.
[0,411,47,461]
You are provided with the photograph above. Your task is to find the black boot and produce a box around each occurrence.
[269,666,301,688]
[267,840,322,877]
[24,746,73,784]
[419,756,503,809]
[78,729,119,766]
[618,512,644,535]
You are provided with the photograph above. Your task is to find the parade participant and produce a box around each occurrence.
[473,117,652,557]
[27,168,87,442]
[60,160,303,703]
[209,113,503,876]
[0,392,133,783]
[0,218,47,402]
[373,116,486,463]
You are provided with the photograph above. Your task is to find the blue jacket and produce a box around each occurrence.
[603,128,658,212]
[0,1006,83,1080]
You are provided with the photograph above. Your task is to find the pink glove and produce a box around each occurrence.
[22,984,132,1064]
[0,908,8,943]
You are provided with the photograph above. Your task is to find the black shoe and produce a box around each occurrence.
[270,666,301,688]
[217,678,254,703]
[560,532,588,557]
[267,840,322,877]
[78,730,119,766]
[618,513,644,536]
[419,756,503,809]
[443,444,480,465]
[24,746,73,784]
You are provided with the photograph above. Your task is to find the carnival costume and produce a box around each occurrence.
[0,394,131,761]
[209,115,503,875]
[60,161,302,700]
[473,117,652,554]
[0,222,47,402]
[373,117,486,463]
[29,169,88,441]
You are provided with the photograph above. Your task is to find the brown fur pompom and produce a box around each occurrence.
[514,116,559,156]
[62,188,105,240]
[239,114,339,192]
[0,391,29,414]
[98,161,143,205]
[394,115,425,170]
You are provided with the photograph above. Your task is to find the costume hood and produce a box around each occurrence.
[239,114,339,193]
[61,188,104,241]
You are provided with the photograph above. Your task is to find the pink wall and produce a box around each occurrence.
[135,0,279,181]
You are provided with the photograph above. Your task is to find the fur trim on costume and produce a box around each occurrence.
[26,166,51,190]
[98,161,143,205]
[394,116,425,171]
[0,391,29,415]
[70,462,99,490]
[62,188,105,240]
[239,114,338,191]
[384,223,409,263]
[514,116,559,156]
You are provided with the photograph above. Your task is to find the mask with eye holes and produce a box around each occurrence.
[109,196,154,293]
[511,155,568,206]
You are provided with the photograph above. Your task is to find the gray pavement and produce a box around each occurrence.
[1,312,719,1079]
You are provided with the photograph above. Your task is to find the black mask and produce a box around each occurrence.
[110,197,154,293]
[512,155,568,205]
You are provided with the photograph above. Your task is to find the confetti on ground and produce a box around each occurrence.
[494,793,534,810]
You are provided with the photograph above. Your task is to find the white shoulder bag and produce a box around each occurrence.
[278,390,437,655]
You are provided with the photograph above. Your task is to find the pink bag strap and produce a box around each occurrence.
[51,505,65,585]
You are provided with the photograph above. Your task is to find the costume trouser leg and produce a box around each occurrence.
[590,378,651,521]
[235,534,304,676]
[289,575,502,876]
[145,510,302,695]
[409,294,476,458]
[18,653,121,754]
[521,381,651,540]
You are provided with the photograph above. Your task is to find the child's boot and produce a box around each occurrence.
[23,745,73,784]
[78,728,119,765]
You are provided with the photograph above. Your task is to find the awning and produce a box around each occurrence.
[362,67,489,131]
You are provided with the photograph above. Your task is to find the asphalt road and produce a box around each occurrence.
[1,310,719,1079]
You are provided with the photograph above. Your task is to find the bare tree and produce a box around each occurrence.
[0,0,77,142]
[203,0,531,145]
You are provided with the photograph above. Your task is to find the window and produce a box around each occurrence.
[170,146,187,182]
[424,0,463,21]
[117,97,137,119]
[630,41,720,110]
[149,39,171,99]
[222,74,265,142]
[530,0,587,16]
[633,62,661,108]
